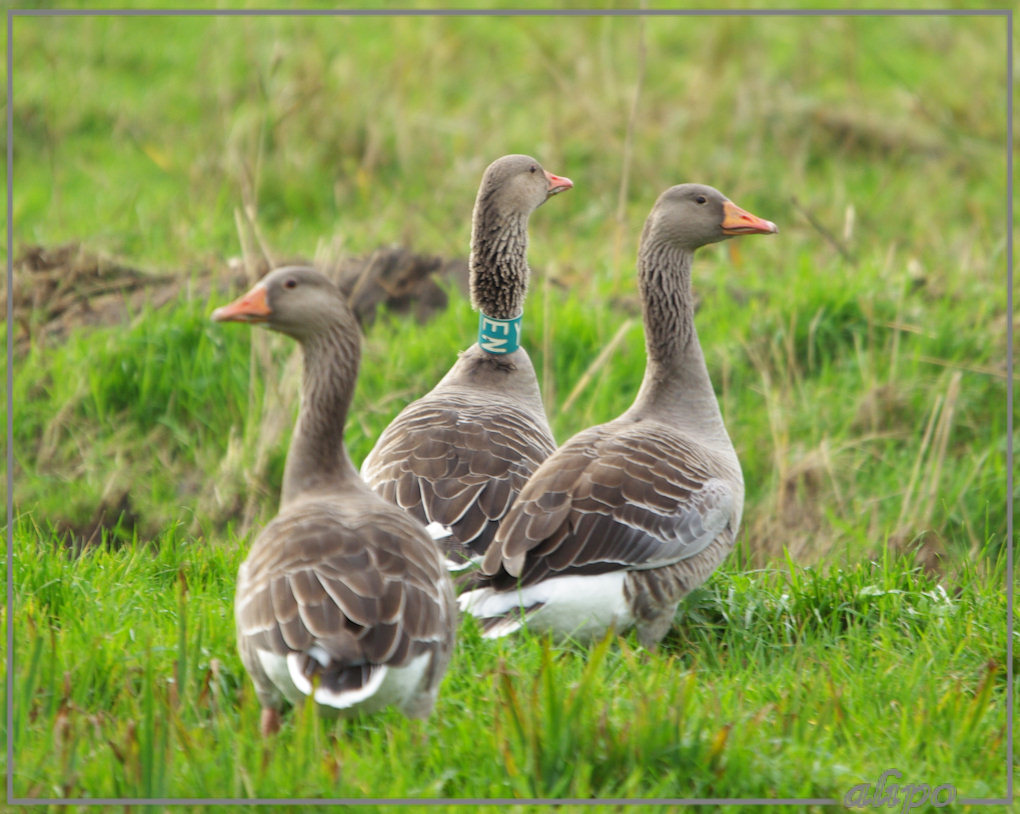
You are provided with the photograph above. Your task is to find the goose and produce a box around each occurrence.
[361,155,573,570]
[459,184,776,647]
[213,267,457,735]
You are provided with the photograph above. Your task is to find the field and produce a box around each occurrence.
[5,6,1014,810]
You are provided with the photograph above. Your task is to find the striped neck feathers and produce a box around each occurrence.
[281,323,360,505]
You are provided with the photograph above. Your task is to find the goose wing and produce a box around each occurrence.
[362,398,555,562]
[236,502,455,711]
[481,421,738,589]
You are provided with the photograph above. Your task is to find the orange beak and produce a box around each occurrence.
[212,283,272,323]
[544,170,574,196]
[721,201,778,235]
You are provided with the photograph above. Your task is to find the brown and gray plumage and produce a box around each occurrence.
[361,155,573,569]
[460,184,777,647]
[212,267,457,735]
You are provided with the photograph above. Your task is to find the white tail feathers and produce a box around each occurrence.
[425,521,453,541]
[286,653,389,710]
[459,572,634,643]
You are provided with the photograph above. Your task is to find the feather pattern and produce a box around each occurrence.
[234,497,455,711]
[480,419,740,591]
[363,385,556,565]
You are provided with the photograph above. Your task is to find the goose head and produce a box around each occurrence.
[474,154,573,219]
[212,266,355,342]
[644,184,777,251]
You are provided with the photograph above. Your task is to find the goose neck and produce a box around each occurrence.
[469,208,529,321]
[629,238,725,434]
[280,324,360,505]
[637,239,696,370]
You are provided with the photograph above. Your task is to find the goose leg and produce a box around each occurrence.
[260,707,282,736]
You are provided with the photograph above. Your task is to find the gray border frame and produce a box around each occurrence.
[5,7,1014,808]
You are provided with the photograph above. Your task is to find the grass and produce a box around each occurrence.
[5,7,1013,809]
[8,519,1010,804]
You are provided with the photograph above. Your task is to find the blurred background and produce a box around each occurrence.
[7,10,1011,572]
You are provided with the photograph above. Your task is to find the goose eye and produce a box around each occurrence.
[695,195,707,204]
[284,278,298,289]
[529,165,537,173]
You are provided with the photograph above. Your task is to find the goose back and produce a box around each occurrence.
[236,493,457,719]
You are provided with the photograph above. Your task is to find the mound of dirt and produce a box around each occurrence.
[333,246,468,327]
[9,243,180,351]
[236,245,469,327]
[8,242,469,353]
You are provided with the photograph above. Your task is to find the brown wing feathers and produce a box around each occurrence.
[481,422,736,590]
[364,399,555,559]
[237,503,451,700]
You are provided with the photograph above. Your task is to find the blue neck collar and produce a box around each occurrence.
[478,312,522,355]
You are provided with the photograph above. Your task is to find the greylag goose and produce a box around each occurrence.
[460,184,777,647]
[361,154,573,569]
[213,267,457,735]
